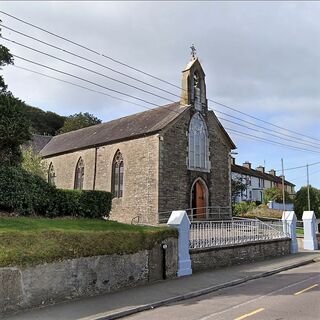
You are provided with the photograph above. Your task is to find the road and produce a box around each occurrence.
[125,262,320,320]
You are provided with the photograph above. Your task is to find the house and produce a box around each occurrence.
[40,56,236,225]
[231,158,296,204]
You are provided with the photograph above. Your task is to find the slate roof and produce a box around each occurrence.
[231,164,295,187]
[41,102,189,157]
[23,134,53,154]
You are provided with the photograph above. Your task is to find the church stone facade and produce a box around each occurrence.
[41,58,236,225]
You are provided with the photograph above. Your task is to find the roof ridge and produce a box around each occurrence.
[52,101,181,139]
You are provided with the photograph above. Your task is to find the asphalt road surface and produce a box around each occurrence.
[125,262,320,320]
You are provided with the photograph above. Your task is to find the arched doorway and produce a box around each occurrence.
[191,178,208,220]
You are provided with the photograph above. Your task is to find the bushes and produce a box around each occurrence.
[0,165,112,218]
[56,189,112,218]
[232,201,257,216]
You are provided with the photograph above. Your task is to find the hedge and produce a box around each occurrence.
[0,165,112,218]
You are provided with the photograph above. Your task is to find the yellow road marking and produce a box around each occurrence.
[294,284,318,296]
[234,308,265,320]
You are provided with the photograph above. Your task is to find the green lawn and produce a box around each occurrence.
[0,217,177,268]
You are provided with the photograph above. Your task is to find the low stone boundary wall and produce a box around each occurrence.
[190,238,290,272]
[0,238,177,315]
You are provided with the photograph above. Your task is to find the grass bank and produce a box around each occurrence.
[0,217,177,267]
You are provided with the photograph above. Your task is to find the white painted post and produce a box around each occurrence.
[282,211,298,253]
[167,210,192,277]
[302,211,318,250]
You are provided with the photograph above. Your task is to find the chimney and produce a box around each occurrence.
[269,169,276,176]
[230,157,235,165]
[256,165,265,173]
[243,161,251,169]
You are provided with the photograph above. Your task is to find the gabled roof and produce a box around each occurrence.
[23,134,52,154]
[209,111,236,149]
[41,102,189,157]
[231,164,295,187]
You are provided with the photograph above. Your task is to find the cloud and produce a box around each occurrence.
[1,1,319,188]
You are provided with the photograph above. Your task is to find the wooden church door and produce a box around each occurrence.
[195,180,206,219]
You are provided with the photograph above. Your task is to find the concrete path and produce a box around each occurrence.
[2,251,320,320]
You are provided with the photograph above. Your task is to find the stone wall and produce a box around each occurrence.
[190,238,290,272]
[158,108,232,215]
[0,238,177,315]
[45,135,159,225]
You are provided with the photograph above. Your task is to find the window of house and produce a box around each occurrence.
[112,150,124,198]
[48,162,56,186]
[74,157,84,190]
[188,113,209,170]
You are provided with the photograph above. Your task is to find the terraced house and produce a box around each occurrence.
[231,158,296,204]
[41,57,236,225]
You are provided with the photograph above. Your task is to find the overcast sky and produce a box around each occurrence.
[1,1,320,190]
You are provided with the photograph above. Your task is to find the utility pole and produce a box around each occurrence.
[281,158,286,211]
[307,164,311,211]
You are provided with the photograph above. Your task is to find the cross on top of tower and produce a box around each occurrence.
[190,44,196,60]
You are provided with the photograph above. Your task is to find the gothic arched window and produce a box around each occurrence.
[188,113,209,170]
[74,157,84,190]
[48,162,56,186]
[112,150,124,198]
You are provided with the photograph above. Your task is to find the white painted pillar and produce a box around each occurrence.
[167,210,192,277]
[302,211,318,250]
[282,211,298,253]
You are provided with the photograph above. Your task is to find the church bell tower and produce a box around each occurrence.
[180,45,207,113]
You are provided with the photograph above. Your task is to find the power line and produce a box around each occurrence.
[225,127,320,154]
[213,109,320,148]
[11,56,320,156]
[209,98,320,143]
[2,10,320,145]
[12,64,150,110]
[219,116,320,150]
[5,35,320,151]
[2,36,176,103]
[0,10,181,90]
[276,161,320,172]
[0,23,180,98]
[12,54,161,106]
[4,24,320,151]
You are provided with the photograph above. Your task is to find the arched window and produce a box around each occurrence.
[48,162,56,186]
[74,157,84,190]
[112,150,124,198]
[188,113,209,170]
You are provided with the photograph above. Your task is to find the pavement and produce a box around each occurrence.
[2,250,320,320]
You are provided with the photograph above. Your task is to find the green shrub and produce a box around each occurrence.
[232,201,257,216]
[0,165,112,218]
[57,189,112,218]
[0,164,54,215]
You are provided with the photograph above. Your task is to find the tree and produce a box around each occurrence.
[263,187,292,204]
[231,177,247,204]
[24,105,66,136]
[0,22,14,93]
[294,186,320,219]
[59,112,101,134]
[21,146,47,179]
[0,94,32,165]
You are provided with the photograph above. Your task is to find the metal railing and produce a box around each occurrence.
[158,206,231,224]
[189,218,289,249]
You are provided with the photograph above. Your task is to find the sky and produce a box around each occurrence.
[1,1,320,190]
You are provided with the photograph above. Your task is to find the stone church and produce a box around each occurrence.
[41,57,236,225]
